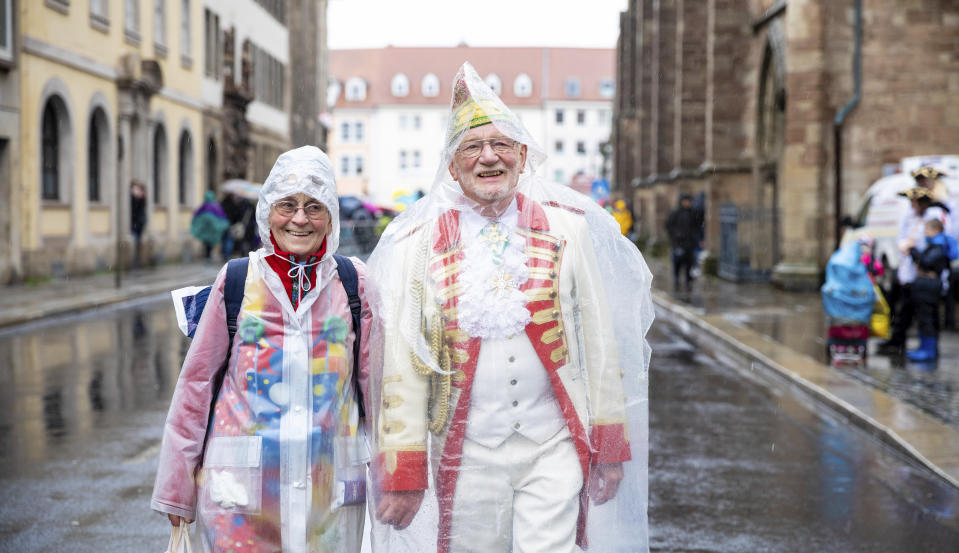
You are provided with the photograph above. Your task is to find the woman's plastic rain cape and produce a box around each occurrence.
[365,62,654,553]
[821,241,876,323]
[152,146,372,553]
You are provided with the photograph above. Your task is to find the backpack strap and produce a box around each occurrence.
[224,257,250,349]
[333,254,365,419]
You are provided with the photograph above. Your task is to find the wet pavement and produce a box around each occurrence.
[649,323,959,552]
[1,296,958,550]
[649,258,959,430]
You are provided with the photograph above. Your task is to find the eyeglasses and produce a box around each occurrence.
[272,200,328,220]
[456,138,519,159]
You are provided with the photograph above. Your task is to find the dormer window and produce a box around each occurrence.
[422,73,440,97]
[345,77,367,102]
[514,73,532,98]
[485,73,502,95]
[391,73,410,97]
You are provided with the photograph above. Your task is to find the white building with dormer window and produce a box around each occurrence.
[328,46,614,204]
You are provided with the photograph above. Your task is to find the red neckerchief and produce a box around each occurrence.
[266,234,327,310]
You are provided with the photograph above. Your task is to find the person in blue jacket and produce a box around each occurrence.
[905,218,958,361]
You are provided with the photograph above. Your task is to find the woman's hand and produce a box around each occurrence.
[168,514,194,527]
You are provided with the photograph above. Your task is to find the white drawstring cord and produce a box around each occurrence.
[272,252,322,304]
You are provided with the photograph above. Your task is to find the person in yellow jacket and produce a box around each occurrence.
[365,62,654,553]
[611,199,634,237]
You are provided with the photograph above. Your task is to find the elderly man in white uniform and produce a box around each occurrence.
[365,63,653,553]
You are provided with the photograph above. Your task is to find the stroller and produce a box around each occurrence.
[821,241,877,366]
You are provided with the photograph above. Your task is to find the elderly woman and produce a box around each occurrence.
[152,146,371,552]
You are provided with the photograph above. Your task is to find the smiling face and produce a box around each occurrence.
[268,192,331,260]
[448,124,528,209]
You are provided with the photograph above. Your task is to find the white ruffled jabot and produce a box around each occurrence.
[458,222,531,339]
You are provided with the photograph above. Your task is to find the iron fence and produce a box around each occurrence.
[718,203,779,282]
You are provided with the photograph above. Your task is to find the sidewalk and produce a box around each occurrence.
[1,256,957,489]
[650,257,959,489]
[0,262,220,329]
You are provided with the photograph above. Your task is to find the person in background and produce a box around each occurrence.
[221,191,254,259]
[666,193,700,292]
[612,199,634,237]
[130,180,147,268]
[190,191,230,262]
[904,218,955,361]
[878,186,951,355]
[913,166,958,331]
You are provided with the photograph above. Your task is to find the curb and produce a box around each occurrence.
[652,289,959,491]
[0,270,219,330]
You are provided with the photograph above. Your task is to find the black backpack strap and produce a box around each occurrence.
[201,256,249,465]
[224,257,250,349]
[333,254,365,419]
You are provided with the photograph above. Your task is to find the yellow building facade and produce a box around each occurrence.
[16,0,204,279]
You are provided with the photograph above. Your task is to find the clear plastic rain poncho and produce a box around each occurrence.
[152,146,372,553]
[366,63,654,553]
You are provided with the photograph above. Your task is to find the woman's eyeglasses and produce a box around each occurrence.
[272,201,328,220]
[456,138,519,159]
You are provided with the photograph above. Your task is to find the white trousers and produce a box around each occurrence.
[448,428,583,553]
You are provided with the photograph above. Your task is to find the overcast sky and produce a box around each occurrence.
[328,0,628,50]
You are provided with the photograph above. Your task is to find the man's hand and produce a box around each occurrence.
[167,514,194,527]
[588,462,624,505]
[376,489,425,529]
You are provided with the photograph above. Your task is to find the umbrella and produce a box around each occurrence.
[221,179,261,201]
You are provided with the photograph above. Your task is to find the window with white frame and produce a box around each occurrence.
[564,77,581,98]
[485,73,502,95]
[599,79,615,99]
[514,73,532,98]
[399,150,407,170]
[422,73,440,97]
[554,169,564,183]
[554,140,564,154]
[0,0,12,63]
[340,122,350,142]
[413,150,421,168]
[203,8,221,78]
[154,0,167,55]
[355,156,364,176]
[340,156,351,176]
[90,0,109,29]
[399,114,408,130]
[354,121,364,141]
[598,109,611,125]
[251,43,287,108]
[180,0,192,66]
[576,110,585,126]
[413,115,421,130]
[391,73,410,97]
[125,0,141,42]
[555,109,564,125]
[576,141,586,155]
[345,77,366,102]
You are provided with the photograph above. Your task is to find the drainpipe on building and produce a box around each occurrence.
[833,0,863,250]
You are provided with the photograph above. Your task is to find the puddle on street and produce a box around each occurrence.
[0,298,188,474]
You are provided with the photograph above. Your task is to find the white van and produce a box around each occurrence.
[841,155,959,282]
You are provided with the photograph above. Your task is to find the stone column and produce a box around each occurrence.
[772,0,830,290]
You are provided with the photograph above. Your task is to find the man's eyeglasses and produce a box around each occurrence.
[456,138,519,159]
[272,200,328,220]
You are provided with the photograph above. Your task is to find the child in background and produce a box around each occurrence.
[905,219,956,361]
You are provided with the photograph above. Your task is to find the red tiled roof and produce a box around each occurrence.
[329,46,614,108]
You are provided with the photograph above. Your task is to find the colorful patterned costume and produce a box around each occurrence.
[153,147,372,553]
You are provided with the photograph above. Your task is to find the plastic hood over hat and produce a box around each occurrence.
[365,62,653,552]
[256,145,340,258]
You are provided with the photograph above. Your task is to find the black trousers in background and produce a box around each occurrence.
[889,283,914,346]
[672,247,696,290]
[914,277,943,338]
